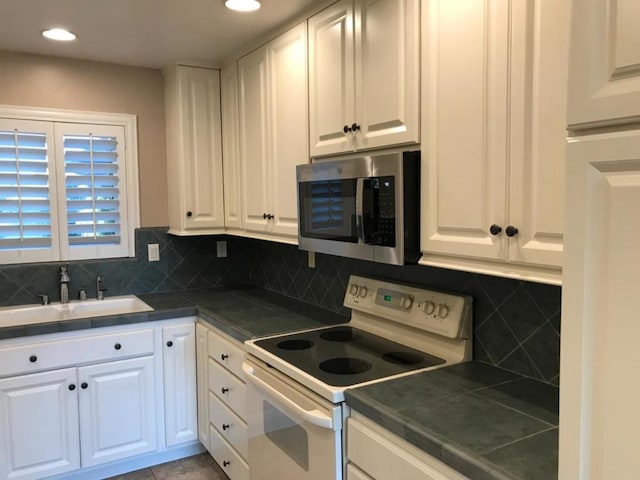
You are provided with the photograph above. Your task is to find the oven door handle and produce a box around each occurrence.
[242,362,334,430]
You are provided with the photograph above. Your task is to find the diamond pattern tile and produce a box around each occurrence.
[246,239,562,386]
[0,230,561,386]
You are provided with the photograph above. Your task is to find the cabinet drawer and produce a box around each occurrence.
[209,391,248,460]
[208,329,245,380]
[347,463,375,480]
[208,358,247,419]
[0,328,155,378]
[347,416,469,480]
[209,424,249,480]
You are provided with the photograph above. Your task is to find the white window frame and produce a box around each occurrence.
[0,105,140,264]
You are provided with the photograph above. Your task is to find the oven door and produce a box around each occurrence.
[242,358,343,480]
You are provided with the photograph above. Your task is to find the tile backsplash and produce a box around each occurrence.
[245,238,561,386]
[0,228,250,306]
[0,228,560,386]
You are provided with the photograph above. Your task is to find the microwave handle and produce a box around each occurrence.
[242,362,335,430]
[355,178,365,244]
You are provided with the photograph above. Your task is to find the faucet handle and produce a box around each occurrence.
[37,294,49,305]
[79,290,87,301]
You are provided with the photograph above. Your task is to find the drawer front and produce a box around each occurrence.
[0,328,155,378]
[209,391,248,460]
[347,417,470,480]
[208,425,249,480]
[347,463,375,480]
[208,358,247,419]
[208,329,245,380]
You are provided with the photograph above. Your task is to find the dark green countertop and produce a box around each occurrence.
[0,287,348,342]
[345,362,559,480]
[139,287,348,342]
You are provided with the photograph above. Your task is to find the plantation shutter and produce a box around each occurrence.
[55,123,129,260]
[0,119,59,262]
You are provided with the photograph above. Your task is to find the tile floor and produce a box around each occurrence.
[107,453,229,480]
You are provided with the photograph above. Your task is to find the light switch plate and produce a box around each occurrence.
[148,243,160,262]
[216,241,227,258]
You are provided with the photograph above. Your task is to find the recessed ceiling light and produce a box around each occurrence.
[225,0,261,12]
[42,28,77,42]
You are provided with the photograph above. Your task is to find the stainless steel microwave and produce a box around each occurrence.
[296,150,420,265]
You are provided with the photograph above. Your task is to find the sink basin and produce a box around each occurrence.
[67,296,153,318]
[0,296,153,328]
[0,304,71,328]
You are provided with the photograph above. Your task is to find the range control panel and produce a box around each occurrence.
[344,275,472,339]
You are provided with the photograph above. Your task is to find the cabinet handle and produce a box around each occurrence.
[68,384,76,391]
[186,211,193,217]
[343,125,352,134]
[263,213,268,219]
[221,387,229,394]
[29,355,37,363]
[114,343,121,350]
[222,423,230,431]
[223,461,230,467]
[81,382,88,389]
[505,225,519,237]
[489,224,502,235]
[268,214,274,220]
[167,341,173,347]
[351,123,361,132]
[221,353,229,361]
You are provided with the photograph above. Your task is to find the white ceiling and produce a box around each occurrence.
[0,0,319,69]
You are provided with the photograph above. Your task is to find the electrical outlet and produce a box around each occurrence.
[216,241,228,258]
[148,243,160,262]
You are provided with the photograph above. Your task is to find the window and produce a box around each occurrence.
[0,107,139,264]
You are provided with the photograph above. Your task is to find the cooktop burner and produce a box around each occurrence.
[254,326,445,387]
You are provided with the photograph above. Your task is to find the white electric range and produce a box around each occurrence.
[243,275,473,480]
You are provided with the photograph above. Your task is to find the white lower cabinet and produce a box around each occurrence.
[347,413,469,480]
[78,356,157,468]
[163,322,197,447]
[0,317,198,480]
[0,368,80,480]
[196,319,249,480]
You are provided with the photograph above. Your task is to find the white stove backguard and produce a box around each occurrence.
[244,275,473,403]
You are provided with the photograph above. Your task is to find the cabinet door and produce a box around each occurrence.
[354,0,420,151]
[308,0,355,156]
[78,356,156,467]
[0,368,80,479]
[163,322,197,447]
[238,46,270,232]
[561,129,640,479]
[507,0,569,268]
[568,0,640,127]
[267,22,308,237]
[421,0,509,261]
[166,66,225,234]
[221,64,242,229]
[196,323,210,449]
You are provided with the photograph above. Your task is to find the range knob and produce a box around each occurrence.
[357,286,368,298]
[400,296,413,309]
[437,304,450,318]
[349,284,359,296]
[421,301,436,315]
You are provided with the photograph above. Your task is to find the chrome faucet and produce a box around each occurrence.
[60,265,70,304]
[96,276,105,300]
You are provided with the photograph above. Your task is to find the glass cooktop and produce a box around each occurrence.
[254,325,445,387]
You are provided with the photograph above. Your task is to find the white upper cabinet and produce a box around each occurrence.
[421,0,570,284]
[568,0,640,128]
[165,65,225,235]
[220,64,242,229]
[238,22,308,239]
[309,0,420,157]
